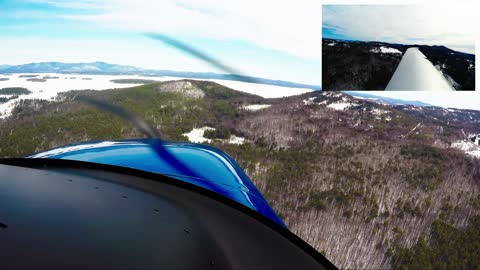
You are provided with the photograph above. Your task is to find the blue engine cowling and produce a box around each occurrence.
[27,139,285,227]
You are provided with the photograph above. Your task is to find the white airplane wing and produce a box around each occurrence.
[385,47,454,91]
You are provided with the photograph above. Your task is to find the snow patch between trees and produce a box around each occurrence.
[370,46,402,54]
[228,135,246,145]
[327,101,353,111]
[182,127,246,145]
[243,104,272,111]
[371,108,389,115]
[302,97,317,105]
[451,140,480,158]
[370,108,392,121]
[326,96,359,111]
[182,127,215,143]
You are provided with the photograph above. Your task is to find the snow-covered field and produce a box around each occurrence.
[0,73,312,118]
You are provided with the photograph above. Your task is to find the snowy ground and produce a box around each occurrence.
[302,97,317,105]
[182,127,246,145]
[451,140,480,158]
[327,97,360,111]
[243,104,272,111]
[182,127,215,143]
[370,108,392,121]
[370,46,402,54]
[228,135,246,145]
[0,73,312,118]
[371,108,389,115]
[327,101,353,111]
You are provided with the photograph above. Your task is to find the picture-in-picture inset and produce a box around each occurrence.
[322,5,475,91]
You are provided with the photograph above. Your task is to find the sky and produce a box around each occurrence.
[322,5,476,54]
[0,0,322,85]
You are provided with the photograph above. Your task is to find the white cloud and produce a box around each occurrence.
[37,0,322,60]
[323,5,476,53]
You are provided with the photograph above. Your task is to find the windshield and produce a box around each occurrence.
[1,1,479,269]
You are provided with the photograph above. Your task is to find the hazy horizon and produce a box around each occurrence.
[322,37,475,55]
